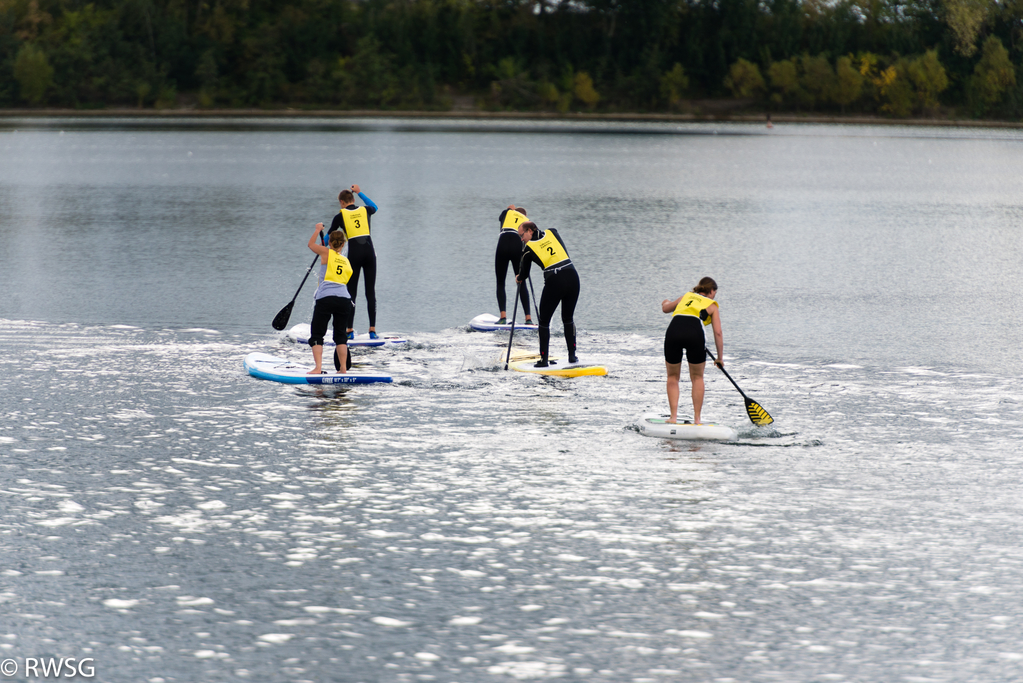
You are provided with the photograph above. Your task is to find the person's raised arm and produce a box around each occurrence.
[351,184,378,212]
[308,222,329,261]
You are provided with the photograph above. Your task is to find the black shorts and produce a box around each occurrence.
[309,296,354,347]
[664,315,707,365]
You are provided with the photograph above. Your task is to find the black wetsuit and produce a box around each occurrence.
[518,228,580,364]
[327,194,378,331]
[495,209,530,315]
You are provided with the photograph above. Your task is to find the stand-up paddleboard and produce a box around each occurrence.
[503,350,607,378]
[638,414,738,441]
[245,353,392,385]
[470,313,538,332]
[286,323,407,348]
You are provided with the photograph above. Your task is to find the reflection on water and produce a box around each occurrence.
[1,120,1023,681]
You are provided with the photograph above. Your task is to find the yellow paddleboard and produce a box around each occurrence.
[503,350,607,378]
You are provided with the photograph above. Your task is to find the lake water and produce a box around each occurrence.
[1,117,1022,682]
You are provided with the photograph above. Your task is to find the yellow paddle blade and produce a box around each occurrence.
[745,399,774,426]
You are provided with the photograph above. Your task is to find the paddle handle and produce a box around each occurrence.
[504,280,522,370]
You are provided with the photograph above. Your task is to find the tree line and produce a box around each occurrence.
[2,0,1022,119]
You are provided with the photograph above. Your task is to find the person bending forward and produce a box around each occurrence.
[661,277,724,424]
[495,204,532,325]
[516,221,579,367]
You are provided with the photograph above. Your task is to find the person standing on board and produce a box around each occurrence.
[661,277,724,424]
[515,221,579,367]
[327,184,379,340]
[495,204,533,325]
[306,224,353,375]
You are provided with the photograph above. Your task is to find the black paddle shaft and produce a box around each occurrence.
[705,347,774,426]
[704,348,746,397]
[272,253,320,331]
[504,280,523,370]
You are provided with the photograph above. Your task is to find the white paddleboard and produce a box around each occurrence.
[245,352,392,385]
[503,350,607,378]
[286,323,407,347]
[470,313,538,332]
[638,413,738,441]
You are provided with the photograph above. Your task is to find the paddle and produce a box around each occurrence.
[272,253,320,331]
[705,348,774,426]
[503,280,522,370]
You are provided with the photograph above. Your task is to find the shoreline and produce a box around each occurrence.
[1,107,1022,129]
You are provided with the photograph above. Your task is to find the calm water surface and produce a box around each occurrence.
[1,118,1022,682]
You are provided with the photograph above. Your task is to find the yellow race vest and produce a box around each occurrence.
[341,206,370,238]
[502,210,528,230]
[325,249,353,285]
[672,291,718,326]
[526,231,570,269]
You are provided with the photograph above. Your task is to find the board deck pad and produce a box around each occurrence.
[638,413,738,441]
[286,323,407,348]
[502,350,607,378]
[470,313,539,332]
[245,352,392,385]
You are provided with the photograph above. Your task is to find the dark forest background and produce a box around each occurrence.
[2,0,1023,118]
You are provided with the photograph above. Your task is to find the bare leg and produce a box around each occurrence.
[308,345,323,374]
[665,361,682,423]
[689,362,707,424]
[336,344,348,373]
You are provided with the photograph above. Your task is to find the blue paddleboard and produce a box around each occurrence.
[245,352,392,385]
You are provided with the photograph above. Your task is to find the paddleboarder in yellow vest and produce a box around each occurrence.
[325,184,379,340]
[306,224,354,375]
[495,204,533,325]
[515,221,580,367]
[661,277,724,424]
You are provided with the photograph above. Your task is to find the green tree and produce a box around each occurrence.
[537,81,560,108]
[969,35,1016,110]
[195,49,218,108]
[833,55,863,112]
[768,59,801,106]
[13,43,53,104]
[907,49,949,111]
[724,58,765,99]
[660,63,689,107]
[874,62,914,117]
[943,0,990,57]
[343,35,399,107]
[573,71,600,108]
[800,53,835,109]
